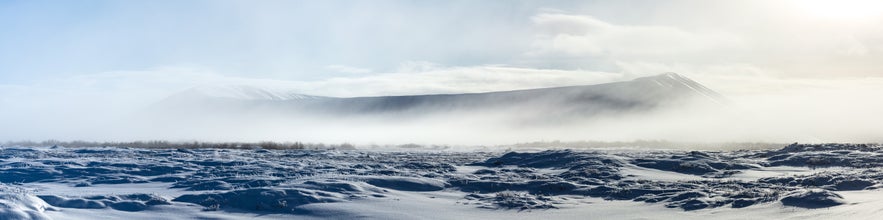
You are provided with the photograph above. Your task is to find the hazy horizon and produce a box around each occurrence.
[2,0,882,145]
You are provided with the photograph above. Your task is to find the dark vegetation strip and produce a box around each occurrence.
[2,140,356,150]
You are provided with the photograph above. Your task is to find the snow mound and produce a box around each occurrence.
[7,143,883,217]
[475,150,618,168]
[0,185,53,220]
[362,176,448,191]
[764,143,883,168]
[464,191,560,210]
[760,171,878,191]
[173,180,387,213]
[173,188,343,213]
[38,194,170,212]
[632,151,758,177]
[780,189,846,208]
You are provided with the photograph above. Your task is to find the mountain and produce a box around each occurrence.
[152,73,725,119]
[167,85,325,101]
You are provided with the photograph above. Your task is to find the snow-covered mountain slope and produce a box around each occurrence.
[170,85,326,101]
[153,73,724,117]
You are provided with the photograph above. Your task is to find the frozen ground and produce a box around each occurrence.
[1,143,883,219]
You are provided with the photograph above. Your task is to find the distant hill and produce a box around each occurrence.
[150,72,724,120]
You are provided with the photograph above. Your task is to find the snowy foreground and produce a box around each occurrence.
[2,144,883,219]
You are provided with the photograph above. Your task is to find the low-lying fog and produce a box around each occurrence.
[1,71,881,147]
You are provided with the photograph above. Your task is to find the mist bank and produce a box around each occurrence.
[1,139,795,152]
[109,73,732,145]
[2,73,882,147]
[111,97,863,146]
[2,140,355,150]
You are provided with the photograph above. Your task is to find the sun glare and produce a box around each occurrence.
[797,0,883,21]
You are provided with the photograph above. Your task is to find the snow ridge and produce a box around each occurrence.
[637,72,726,104]
[186,85,325,101]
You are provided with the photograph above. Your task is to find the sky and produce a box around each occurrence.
[1,0,882,143]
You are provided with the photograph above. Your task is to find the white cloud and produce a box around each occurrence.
[308,65,625,97]
[527,13,744,61]
[394,61,443,73]
[522,8,883,79]
[0,65,628,141]
[325,65,373,74]
[4,1,883,143]
[4,64,883,143]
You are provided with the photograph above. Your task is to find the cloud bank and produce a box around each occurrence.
[2,1,882,145]
[1,65,881,145]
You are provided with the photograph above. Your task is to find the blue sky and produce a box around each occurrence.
[0,0,552,82]
[3,0,881,84]
[1,0,883,141]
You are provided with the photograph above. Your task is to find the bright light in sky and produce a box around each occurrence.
[1,1,883,142]
[796,0,883,21]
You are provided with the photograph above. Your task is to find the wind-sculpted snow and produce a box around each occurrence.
[0,185,53,220]
[39,194,170,211]
[0,143,882,218]
[780,189,846,208]
[761,144,883,168]
[630,151,759,177]
[172,181,375,213]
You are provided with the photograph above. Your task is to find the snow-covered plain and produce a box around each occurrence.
[1,143,883,219]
